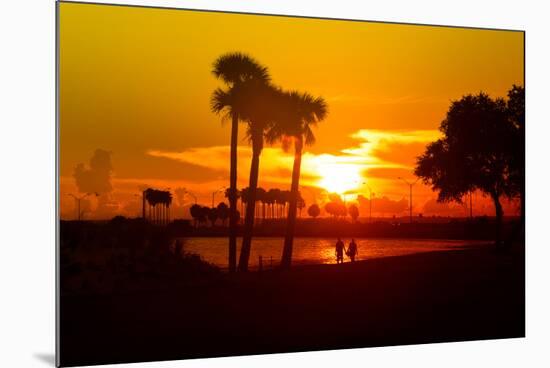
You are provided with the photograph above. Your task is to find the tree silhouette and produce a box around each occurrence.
[211,52,270,273]
[208,207,219,227]
[197,206,209,226]
[217,202,229,226]
[256,187,267,221]
[237,81,282,271]
[273,188,284,218]
[266,90,328,268]
[189,204,202,227]
[307,203,321,218]
[506,85,525,225]
[325,202,347,218]
[280,190,291,218]
[143,188,172,225]
[348,204,360,222]
[265,189,277,219]
[415,91,521,247]
[297,195,306,217]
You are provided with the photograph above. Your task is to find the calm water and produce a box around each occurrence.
[179,237,489,270]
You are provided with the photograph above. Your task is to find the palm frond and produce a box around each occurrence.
[304,125,316,146]
[210,87,231,113]
[212,52,271,85]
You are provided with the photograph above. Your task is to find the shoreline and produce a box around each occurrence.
[60,244,524,366]
[179,238,494,271]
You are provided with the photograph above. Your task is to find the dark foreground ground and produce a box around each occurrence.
[60,244,524,367]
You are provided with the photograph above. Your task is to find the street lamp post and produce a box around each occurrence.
[183,189,197,205]
[365,184,374,223]
[68,193,96,220]
[398,177,419,223]
[356,181,375,223]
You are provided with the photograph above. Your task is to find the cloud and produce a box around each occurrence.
[70,149,122,219]
[60,129,445,219]
[148,146,250,172]
[146,129,440,197]
[345,129,440,168]
[174,187,187,207]
[148,145,298,186]
[73,149,113,194]
[422,198,467,216]
[357,194,408,215]
[363,167,413,179]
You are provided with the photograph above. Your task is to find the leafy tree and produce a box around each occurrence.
[297,195,306,217]
[197,206,209,226]
[507,85,525,222]
[307,203,321,218]
[190,205,209,227]
[208,207,219,227]
[415,92,520,246]
[189,204,201,227]
[325,200,347,218]
[348,204,360,222]
[217,202,229,225]
[211,52,270,272]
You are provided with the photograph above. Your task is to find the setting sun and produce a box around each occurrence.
[317,163,363,194]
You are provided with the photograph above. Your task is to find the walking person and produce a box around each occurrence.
[335,237,346,264]
[347,238,358,262]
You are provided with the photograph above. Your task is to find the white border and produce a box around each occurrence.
[2,0,550,367]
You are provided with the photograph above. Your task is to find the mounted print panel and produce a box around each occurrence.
[56,1,525,366]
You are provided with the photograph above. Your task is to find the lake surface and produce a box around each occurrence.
[179,237,489,270]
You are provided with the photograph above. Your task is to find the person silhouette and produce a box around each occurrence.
[335,238,345,264]
[347,238,358,262]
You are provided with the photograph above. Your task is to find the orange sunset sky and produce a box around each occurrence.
[58,2,524,220]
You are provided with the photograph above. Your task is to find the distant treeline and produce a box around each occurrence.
[63,216,520,241]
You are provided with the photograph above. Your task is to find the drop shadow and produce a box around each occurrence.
[33,353,55,366]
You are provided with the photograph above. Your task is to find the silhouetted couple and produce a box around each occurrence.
[335,237,358,264]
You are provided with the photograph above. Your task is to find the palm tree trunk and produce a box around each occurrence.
[281,137,303,269]
[238,131,262,272]
[228,113,238,273]
[491,191,503,248]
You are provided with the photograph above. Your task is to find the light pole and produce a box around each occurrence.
[355,180,375,223]
[68,192,95,220]
[183,188,197,205]
[398,177,419,223]
[365,184,374,223]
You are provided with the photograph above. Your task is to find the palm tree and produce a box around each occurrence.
[297,194,306,217]
[256,187,267,221]
[237,83,282,271]
[211,52,270,273]
[265,189,277,219]
[189,204,202,227]
[271,188,283,218]
[267,91,327,269]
